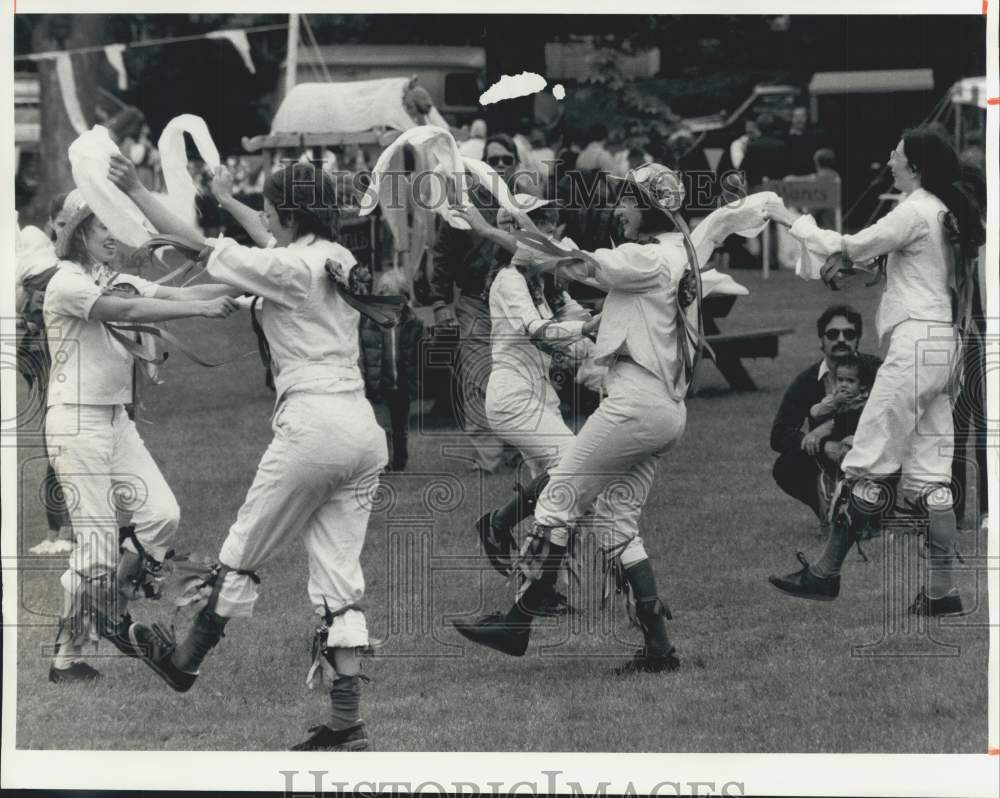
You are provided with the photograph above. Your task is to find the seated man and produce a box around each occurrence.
[770,305,881,520]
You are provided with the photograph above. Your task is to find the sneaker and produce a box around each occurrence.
[613,646,681,675]
[451,612,530,656]
[290,722,370,752]
[476,511,516,577]
[908,588,964,617]
[129,622,198,693]
[768,552,841,601]
[50,539,74,554]
[48,661,101,683]
[29,539,56,555]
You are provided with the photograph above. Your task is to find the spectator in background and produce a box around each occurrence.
[460,118,488,160]
[741,113,788,190]
[576,123,619,174]
[770,305,881,523]
[784,106,818,176]
[529,127,556,181]
[429,133,522,473]
[729,118,761,172]
[360,270,424,472]
[123,124,161,191]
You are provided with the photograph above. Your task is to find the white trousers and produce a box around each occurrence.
[215,391,387,648]
[46,404,180,601]
[843,320,956,504]
[486,377,574,478]
[533,361,687,567]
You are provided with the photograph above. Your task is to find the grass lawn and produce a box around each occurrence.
[13,267,989,752]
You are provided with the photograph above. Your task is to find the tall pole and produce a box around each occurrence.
[285,13,299,98]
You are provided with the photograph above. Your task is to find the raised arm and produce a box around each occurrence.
[108,153,207,251]
[211,166,273,248]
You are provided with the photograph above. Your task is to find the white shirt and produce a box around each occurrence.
[487,266,585,397]
[790,188,954,341]
[44,261,157,406]
[206,233,364,401]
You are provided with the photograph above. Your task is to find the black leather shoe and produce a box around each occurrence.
[908,588,964,617]
[476,512,516,576]
[534,588,572,617]
[99,613,142,658]
[48,661,101,683]
[769,552,841,601]
[129,623,198,693]
[290,722,370,751]
[452,612,530,656]
[613,646,681,675]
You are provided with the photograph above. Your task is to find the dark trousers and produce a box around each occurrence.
[374,389,411,471]
[772,448,821,516]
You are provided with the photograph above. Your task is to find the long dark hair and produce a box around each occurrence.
[902,126,986,259]
[263,161,341,242]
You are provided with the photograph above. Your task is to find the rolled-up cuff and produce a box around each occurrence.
[324,608,369,648]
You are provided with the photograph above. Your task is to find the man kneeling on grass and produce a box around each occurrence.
[769,305,882,526]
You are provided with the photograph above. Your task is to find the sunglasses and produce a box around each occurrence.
[486,155,516,167]
[824,328,858,342]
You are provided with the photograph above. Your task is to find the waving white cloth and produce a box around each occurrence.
[158,114,222,227]
[360,125,521,230]
[68,126,156,247]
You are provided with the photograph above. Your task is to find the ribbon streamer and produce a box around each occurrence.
[54,53,90,134]
[158,115,222,228]
[206,30,256,74]
[104,44,128,90]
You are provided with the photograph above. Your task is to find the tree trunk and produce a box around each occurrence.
[25,15,110,221]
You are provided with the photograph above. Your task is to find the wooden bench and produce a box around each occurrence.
[699,294,794,391]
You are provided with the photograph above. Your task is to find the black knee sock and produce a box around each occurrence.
[506,542,565,625]
[492,472,551,533]
[813,486,880,578]
[328,674,364,731]
[173,610,228,673]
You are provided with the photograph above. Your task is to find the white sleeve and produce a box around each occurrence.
[841,202,927,263]
[492,269,585,343]
[586,243,669,292]
[205,237,312,310]
[45,268,103,321]
[111,274,158,298]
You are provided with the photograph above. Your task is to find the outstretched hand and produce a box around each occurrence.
[450,203,490,233]
[762,198,800,228]
[211,166,235,201]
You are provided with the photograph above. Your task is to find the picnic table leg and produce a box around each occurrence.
[713,352,758,391]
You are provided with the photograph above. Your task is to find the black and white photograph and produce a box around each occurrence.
[2,1,997,794]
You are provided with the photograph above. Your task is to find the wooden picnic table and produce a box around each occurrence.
[700,294,794,391]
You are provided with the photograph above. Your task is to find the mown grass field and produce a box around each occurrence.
[13,267,989,752]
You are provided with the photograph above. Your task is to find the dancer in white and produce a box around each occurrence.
[115,156,387,751]
[43,188,239,683]
[452,164,767,673]
[767,126,986,615]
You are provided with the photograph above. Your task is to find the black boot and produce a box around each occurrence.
[615,559,680,674]
[477,473,550,576]
[130,609,227,693]
[454,540,565,656]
